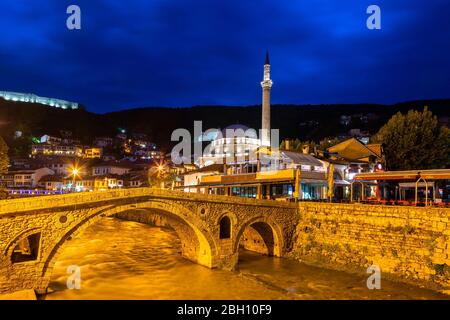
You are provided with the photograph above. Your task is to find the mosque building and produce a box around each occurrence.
[187,52,332,200]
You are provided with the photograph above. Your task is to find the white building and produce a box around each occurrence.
[197,124,261,167]
[36,160,71,175]
[92,163,132,176]
[38,175,65,191]
[183,164,224,193]
[31,144,83,157]
[40,135,62,145]
[0,168,55,189]
[0,91,78,109]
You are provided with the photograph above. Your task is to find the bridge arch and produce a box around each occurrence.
[37,199,218,294]
[215,211,237,239]
[5,227,43,264]
[219,216,231,239]
[234,216,283,258]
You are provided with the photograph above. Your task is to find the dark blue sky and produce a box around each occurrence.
[1,0,449,113]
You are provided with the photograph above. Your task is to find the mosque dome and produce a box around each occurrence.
[221,124,250,137]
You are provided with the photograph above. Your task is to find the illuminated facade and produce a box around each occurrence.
[62,176,124,192]
[92,164,131,176]
[198,124,261,167]
[31,144,83,157]
[31,144,102,159]
[83,147,102,159]
[0,168,55,189]
[0,91,78,109]
[190,151,329,200]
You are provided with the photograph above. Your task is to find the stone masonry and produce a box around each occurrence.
[291,202,450,290]
[1,188,450,295]
[0,188,297,295]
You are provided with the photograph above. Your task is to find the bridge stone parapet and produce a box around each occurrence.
[3,188,449,295]
[0,188,295,215]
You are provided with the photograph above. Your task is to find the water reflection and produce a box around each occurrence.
[46,218,448,300]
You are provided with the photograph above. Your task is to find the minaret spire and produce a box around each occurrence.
[261,50,273,147]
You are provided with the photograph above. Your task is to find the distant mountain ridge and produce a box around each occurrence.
[0,98,448,154]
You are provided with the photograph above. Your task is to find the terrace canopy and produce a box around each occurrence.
[353,169,450,205]
[353,169,450,181]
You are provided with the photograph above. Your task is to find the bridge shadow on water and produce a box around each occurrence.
[44,216,283,300]
[43,217,449,300]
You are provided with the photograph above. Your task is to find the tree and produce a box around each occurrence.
[280,139,318,153]
[372,107,449,170]
[147,163,175,189]
[0,136,9,199]
[0,136,9,174]
[280,139,301,151]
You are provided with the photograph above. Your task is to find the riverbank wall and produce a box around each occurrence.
[291,203,450,291]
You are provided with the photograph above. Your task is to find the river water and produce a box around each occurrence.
[45,217,448,300]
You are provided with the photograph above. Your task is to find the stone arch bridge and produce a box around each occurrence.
[0,188,298,295]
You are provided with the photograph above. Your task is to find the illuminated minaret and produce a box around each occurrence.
[261,50,272,147]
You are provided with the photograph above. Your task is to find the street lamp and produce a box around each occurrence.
[71,167,80,192]
[152,160,168,189]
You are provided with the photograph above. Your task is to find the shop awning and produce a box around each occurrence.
[334,180,351,186]
[398,182,435,188]
[354,169,450,181]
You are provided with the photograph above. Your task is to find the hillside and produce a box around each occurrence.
[0,98,449,156]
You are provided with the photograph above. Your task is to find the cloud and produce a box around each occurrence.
[0,0,449,112]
